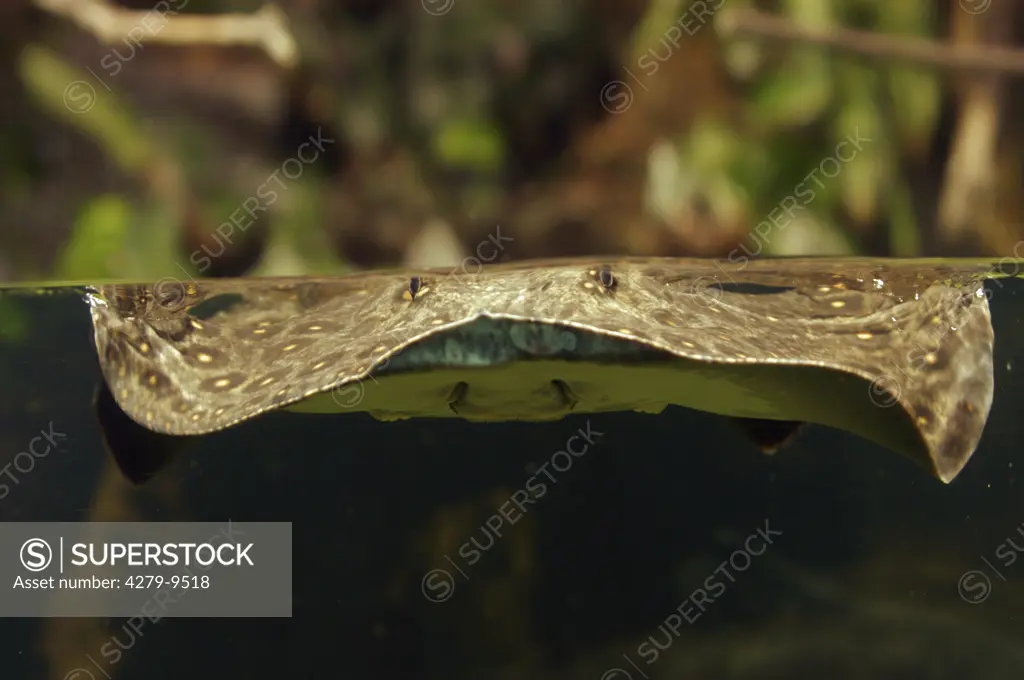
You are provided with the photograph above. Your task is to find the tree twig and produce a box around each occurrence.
[717,7,1024,77]
[33,0,298,70]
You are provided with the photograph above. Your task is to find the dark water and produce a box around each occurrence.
[0,277,1022,680]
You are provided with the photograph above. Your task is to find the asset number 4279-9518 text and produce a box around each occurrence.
[125,575,210,589]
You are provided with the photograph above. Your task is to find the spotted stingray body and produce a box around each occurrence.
[86,257,996,482]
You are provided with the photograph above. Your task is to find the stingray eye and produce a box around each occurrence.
[404,276,430,301]
[597,265,617,291]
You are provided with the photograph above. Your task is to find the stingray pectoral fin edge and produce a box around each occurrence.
[725,289,995,483]
[740,359,992,484]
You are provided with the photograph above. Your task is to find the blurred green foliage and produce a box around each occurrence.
[673,0,941,256]
[1,0,965,282]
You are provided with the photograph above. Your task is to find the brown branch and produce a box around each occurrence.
[717,8,1024,77]
[33,0,298,69]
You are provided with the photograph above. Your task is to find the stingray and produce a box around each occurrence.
[85,257,997,483]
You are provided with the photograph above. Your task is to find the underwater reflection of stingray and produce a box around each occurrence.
[86,257,996,483]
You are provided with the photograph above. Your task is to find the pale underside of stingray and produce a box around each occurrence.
[85,257,997,483]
